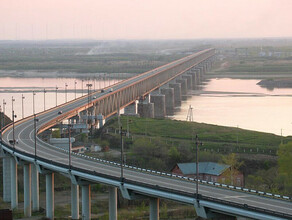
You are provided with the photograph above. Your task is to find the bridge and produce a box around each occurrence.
[1,48,292,220]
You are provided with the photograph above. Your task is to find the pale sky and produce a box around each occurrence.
[0,0,291,40]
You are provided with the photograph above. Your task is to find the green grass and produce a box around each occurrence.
[105,116,292,153]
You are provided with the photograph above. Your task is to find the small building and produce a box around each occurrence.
[171,162,244,187]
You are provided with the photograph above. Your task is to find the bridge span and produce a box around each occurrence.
[1,48,292,220]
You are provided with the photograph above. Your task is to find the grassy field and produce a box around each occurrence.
[103,116,291,155]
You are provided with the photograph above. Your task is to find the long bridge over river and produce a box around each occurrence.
[1,48,292,220]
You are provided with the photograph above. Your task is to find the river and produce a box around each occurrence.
[173,78,292,136]
[1,77,291,136]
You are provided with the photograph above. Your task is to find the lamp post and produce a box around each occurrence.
[68,124,72,169]
[74,81,77,99]
[65,83,68,103]
[86,83,92,130]
[195,135,202,201]
[34,114,39,160]
[3,99,6,130]
[55,86,58,107]
[81,79,84,96]
[12,97,16,148]
[120,126,126,182]
[0,105,2,141]
[33,91,36,115]
[43,89,46,111]
[21,94,25,118]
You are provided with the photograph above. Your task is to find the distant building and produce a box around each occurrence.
[171,162,244,187]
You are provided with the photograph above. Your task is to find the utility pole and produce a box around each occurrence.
[33,91,36,115]
[195,135,202,202]
[34,114,39,160]
[56,86,58,107]
[21,94,25,118]
[44,88,46,111]
[81,80,84,96]
[120,126,126,182]
[68,124,72,169]
[74,81,77,99]
[186,105,193,122]
[12,96,16,148]
[65,83,68,103]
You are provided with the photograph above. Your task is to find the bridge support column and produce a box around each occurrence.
[138,103,154,118]
[169,83,181,106]
[3,156,11,202]
[46,173,54,220]
[149,198,159,220]
[124,102,137,115]
[195,68,202,84]
[82,184,91,220]
[97,114,104,128]
[31,164,39,211]
[150,94,166,118]
[188,72,197,89]
[71,183,79,220]
[10,157,18,209]
[23,163,31,217]
[182,75,192,90]
[109,186,117,220]
[176,79,187,97]
[160,88,174,115]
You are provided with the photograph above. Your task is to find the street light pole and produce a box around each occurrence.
[33,91,36,115]
[82,80,84,96]
[86,83,92,131]
[55,86,58,107]
[21,94,25,118]
[65,83,68,103]
[43,88,46,111]
[195,135,202,201]
[12,96,16,148]
[74,81,77,99]
[68,124,72,169]
[34,114,39,160]
[120,126,126,182]
[3,99,6,131]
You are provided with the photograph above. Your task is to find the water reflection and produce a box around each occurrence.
[0,77,120,121]
[173,78,292,136]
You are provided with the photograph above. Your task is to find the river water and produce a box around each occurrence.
[173,78,292,136]
[1,77,291,136]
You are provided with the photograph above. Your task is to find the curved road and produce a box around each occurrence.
[2,49,292,219]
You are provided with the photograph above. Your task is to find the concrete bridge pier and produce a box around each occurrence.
[169,83,181,106]
[160,88,174,115]
[150,94,166,118]
[109,186,117,220]
[182,75,192,90]
[124,102,137,115]
[71,183,79,220]
[82,184,91,220]
[97,114,104,128]
[46,172,54,219]
[31,164,39,211]
[188,71,197,89]
[3,156,11,202]
[23,163,31,217]
[138,102,154,118]
[149,198,160,220]
[176,79,187,100]
[10,156,18,209]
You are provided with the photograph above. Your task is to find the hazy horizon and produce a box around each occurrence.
[1,0,292,40]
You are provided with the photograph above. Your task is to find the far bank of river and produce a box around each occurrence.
[172,78,292,136]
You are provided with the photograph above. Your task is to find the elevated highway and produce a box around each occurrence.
[1,48,292,220]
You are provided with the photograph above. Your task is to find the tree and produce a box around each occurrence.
[220,153,244,185]
[278,142,292,196]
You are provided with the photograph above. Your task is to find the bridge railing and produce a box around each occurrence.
[1,141,291,219]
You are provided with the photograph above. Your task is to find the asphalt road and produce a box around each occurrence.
[2,49,292,218]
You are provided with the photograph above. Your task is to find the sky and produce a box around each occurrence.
[0,0,292,40]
